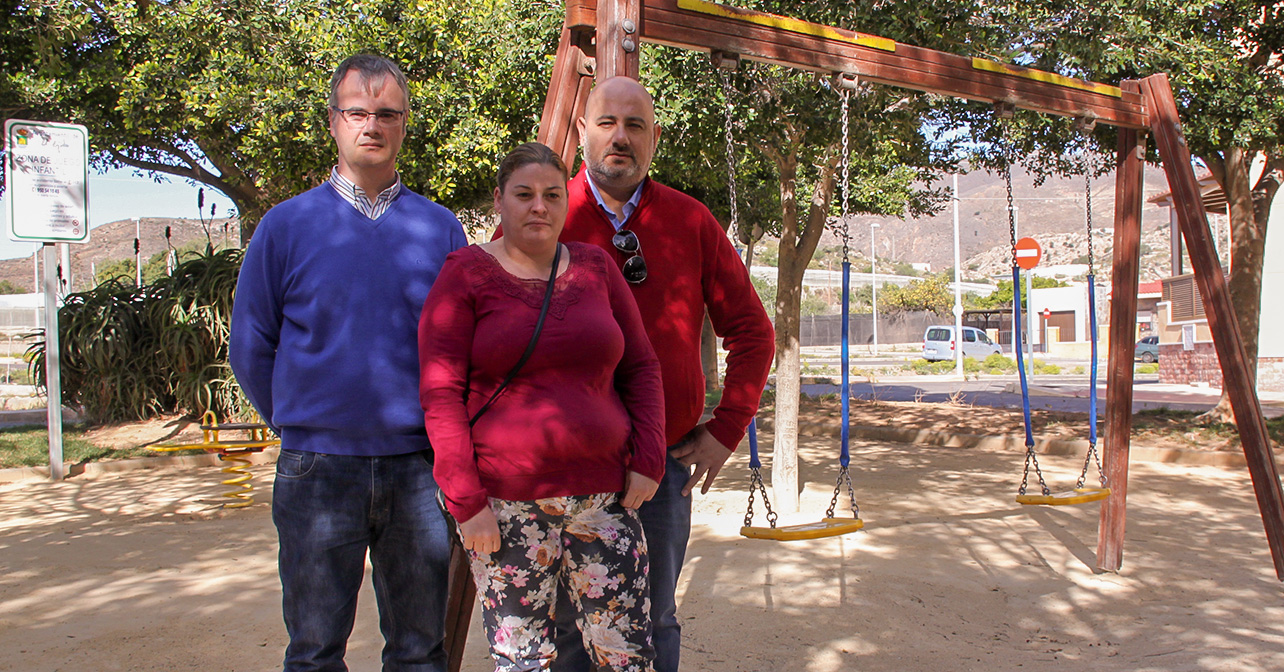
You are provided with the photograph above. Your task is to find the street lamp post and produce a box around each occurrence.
[953,175,963,378]
[871,221,880,356]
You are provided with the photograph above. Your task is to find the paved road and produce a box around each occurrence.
[797,375,1284,418]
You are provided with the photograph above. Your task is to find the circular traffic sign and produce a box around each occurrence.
[1015,237,1042,270]
[1042,308,1051,320]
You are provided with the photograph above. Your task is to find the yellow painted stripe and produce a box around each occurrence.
[972,58,1122,98]
[677,0,896,52]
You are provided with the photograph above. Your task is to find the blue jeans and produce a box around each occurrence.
[552,453,691,672]
[273,449,453,672]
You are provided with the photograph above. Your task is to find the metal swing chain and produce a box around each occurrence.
[1006,150,1051,498]
[838,88,852,264]
[721,61,779,530]
[1075,157,1109,490]
[826,86,859,521]
[745,466,779,529]
[719,69,741,236]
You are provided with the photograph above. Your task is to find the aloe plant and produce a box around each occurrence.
[28,248,248,424]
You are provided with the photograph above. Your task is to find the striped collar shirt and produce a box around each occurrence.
[585,171,645,231]
[328,167,402,220]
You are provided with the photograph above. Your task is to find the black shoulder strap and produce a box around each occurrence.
[468,243,562,427]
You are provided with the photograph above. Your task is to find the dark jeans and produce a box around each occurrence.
[273,449,453,672]
[552,453,692,672]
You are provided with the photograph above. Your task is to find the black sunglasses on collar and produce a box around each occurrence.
[612,230,647,284]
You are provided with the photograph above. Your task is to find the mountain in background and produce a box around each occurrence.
[0,217,240,294]
[2,163,1196,295]
[825,164,1186,285]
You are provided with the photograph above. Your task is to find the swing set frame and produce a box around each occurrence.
[439,1,1284,668]
[535,0,1284,576]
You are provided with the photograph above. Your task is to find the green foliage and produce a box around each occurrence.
[29,248,247,424]
[1136,363,1160,374]
[800,290,830,316]
[751,275,777,318]
[981,353,1018,374]
[1033,360,1061,375]
[3,0,561,236]
[891,261,920,277]
[879,275,953,314]
[0,280,25,295]
[970,276,1069,310]
[0,425,191,468]
[755,239,780,267]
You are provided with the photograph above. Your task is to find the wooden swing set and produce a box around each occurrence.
[442,1,1284,668]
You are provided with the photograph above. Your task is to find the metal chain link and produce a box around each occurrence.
[719,69,740,235]
[1085,172,1094,275]
[744,467,778,529]
[1074,441,1109,490]
[1005,160,1017,269]
[839,88,852,263]
[1019,449,1051,497]
[825,466,860,519]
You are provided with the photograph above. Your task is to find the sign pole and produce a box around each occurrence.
[5,118,91,482]
[42,243,64,480]
[1027,270,1035,378]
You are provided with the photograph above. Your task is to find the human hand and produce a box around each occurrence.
[621,470,660,509]
[458,506,501,555]
[667,425,733,496]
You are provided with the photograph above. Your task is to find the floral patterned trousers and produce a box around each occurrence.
[466,493,655,672]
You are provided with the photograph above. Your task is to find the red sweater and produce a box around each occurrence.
[550,169,774,451]
[419,243,666,522]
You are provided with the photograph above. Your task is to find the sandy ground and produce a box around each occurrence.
[2,432,1284,672]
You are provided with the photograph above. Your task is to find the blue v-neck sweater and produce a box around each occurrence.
[230,184,466,456]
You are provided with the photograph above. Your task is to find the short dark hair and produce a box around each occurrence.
[496,143,568,192]
[328,54,410,110]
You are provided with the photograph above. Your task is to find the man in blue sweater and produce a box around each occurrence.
[230,54,467,672]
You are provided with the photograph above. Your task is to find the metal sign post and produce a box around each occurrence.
[1015,236,1042,378]
[5,119,91,481]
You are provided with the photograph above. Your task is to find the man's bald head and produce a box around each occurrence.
[576,77,662,195]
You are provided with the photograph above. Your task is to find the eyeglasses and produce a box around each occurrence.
[330,107,407,127]
[612,230,647,284]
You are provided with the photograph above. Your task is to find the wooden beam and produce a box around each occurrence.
[596,0,642,80]
[1141,73,1284,580]
[537,27,595,169]
[1097,92,1145,572]
[443,543,475,672]
[565,0,1147,128]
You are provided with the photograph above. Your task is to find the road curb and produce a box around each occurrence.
[0,447,281,484]
[757,420,1271,469]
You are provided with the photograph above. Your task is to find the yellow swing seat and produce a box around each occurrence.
[1015,487,1111,507]
[740,517,864,541]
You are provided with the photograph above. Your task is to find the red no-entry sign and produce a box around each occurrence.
[1015,237,1042,270]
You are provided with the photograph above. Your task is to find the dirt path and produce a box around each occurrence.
[2,435,1282,671]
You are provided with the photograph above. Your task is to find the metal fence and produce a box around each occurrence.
[797,311,945,347]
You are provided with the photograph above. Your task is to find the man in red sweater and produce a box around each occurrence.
[554,76,774,672]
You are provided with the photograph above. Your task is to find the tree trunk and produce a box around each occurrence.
[1198,148,1278,424]
[767,140,838,514]
[701,312,718,396]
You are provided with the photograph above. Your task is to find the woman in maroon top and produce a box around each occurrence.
[419,143,665,672]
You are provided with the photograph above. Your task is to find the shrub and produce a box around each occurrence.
[29,248,248,424]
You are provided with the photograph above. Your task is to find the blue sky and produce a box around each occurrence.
[2,167,237,261]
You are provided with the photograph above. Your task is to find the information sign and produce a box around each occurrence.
[5,119,91,243]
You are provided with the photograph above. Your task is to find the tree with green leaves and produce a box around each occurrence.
[3,0,561,240]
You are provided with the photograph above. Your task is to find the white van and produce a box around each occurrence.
[921,325,1002,361]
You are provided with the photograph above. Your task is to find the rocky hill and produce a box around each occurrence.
[0,217,239,294]
[820,164,1185,285]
